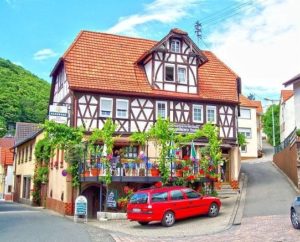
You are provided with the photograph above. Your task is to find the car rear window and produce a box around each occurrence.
[151,192,168,202]
[129,193,148,204]
[183,189,200,199]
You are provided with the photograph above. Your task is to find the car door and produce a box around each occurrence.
[169,189,187,219]
[151,191,169,221]
[183,188,203,216]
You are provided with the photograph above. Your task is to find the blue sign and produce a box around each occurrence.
[75,196,87,215]
[106,190,118,208]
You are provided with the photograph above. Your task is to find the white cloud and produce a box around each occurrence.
[106,0,199,35]
[12,61,22,66]
[208,0,300,97]
[33,48,58,60]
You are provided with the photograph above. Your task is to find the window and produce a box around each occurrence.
[100,98,113,117]
[165,66,174,81]
[8,185,12,193]
[241,145,247,153]
[116,99,128,118]
[156,101,167,119]
[171,40,180,53]
[170,190,184,200]
[124,146,138,158]
[151,192,168,202]
[130,193,148,204]
[22,176,31,199]
[183,189,200,199]
[239,128,252,139]
[207,106,216,123]
[177,67,186,83]
[29,144,32,161]
[240,108,251,119]
[193,105,203,123]
[25,146,28,162]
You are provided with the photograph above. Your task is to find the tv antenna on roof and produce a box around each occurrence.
[194,21,202,46]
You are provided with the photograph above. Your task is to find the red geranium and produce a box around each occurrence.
[154,181,163,188]
[183,166,189,171]
[199,169,205,175]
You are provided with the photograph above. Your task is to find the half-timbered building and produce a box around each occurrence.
[49,28,241,217]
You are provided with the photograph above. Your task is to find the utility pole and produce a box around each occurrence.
[264,98,279,147]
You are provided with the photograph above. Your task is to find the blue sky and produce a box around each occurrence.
[1,0,299,106]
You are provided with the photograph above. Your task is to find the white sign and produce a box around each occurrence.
[74,195,88,223]
[49,105,68,124]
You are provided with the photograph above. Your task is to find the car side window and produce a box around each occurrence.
[151,192,168,202]
[170,190,184,200]
[184,189,200,199]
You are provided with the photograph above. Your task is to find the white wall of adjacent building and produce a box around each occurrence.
[238,107,259,158]
[294,82,300,130]
[280,95,295,142]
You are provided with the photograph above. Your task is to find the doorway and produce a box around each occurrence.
[81,185,106,218]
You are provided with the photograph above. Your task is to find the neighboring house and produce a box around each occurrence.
[47,28,241,217]
[279,90,294,142]
[238,95,263,158]
[13,122,43,204]
[273,74,300,190]
[0,136,14,200]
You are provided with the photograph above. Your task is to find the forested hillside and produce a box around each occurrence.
[0,58,50,137]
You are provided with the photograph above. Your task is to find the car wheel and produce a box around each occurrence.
[291,208,300,229]
[138,221,149,226]
[208,202,219,217]
[162,211,175,227]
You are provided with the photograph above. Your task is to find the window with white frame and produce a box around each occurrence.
[178,67,186,84]
[240,108,251,119]
[100,98,113,117]
[171,40,180,53]
[156,101,167,119]
[206,106,216,123]
[193,105,203,123]
[165,66,174,81]
[116,99,128,118]
[238,128,252,139]
[241,145,247,153]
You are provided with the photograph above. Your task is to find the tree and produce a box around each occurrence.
[262,104,280,146]
[248,93,256,100]
[0,58,50,135]
[0,117,7,137]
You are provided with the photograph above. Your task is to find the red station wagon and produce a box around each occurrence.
[127,186,221,227]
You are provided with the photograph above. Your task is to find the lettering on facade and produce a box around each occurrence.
[173,123,200,134]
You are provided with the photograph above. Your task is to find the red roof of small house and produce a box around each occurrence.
[280,90,293,102]
[239,95,263,114]
[53,29,239,103]
[0,137,14,166]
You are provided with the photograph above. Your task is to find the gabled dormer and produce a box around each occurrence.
[138,28,207,94]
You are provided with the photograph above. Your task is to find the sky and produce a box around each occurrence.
[1,0,299,106]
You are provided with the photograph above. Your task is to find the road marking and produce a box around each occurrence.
[0,210,40,214]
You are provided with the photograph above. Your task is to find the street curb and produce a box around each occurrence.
[227,172,247,227]
[272,161,300,194]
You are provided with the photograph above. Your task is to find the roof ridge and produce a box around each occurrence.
[80,30,158,43]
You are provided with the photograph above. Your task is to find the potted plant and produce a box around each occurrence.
[151,162,160,177]
[175,160,183,177]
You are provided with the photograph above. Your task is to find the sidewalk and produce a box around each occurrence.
[87,175,247,241]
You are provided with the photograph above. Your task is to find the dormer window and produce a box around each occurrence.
[165,66,174,81]
[171,40,180,53]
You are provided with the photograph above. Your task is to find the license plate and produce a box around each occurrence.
[132,208,141,213]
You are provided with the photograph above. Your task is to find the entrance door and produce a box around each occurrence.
[14,175,21,202]
[82,186,100,218]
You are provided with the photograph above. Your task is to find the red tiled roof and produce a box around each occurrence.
[0,137,14,166]
[281,90,293,102]
[239,95,263,114]
[60,30,239,103]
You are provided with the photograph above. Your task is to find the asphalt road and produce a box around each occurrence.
[241,140,298,217]
[0,202,114,242]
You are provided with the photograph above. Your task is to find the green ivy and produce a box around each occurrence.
[237,132,247,147]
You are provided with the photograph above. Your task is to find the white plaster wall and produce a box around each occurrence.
[4,166,13,194]
[280,96,295,142]
[294,82,300,129]
[238,107,258,158]
[144,61,152,85]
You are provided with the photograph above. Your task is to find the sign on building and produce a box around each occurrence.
[106,190,118,208]
[48,105,68,124]
[74,195,87,223]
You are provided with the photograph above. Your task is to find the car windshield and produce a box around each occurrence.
[129,193,148,204]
